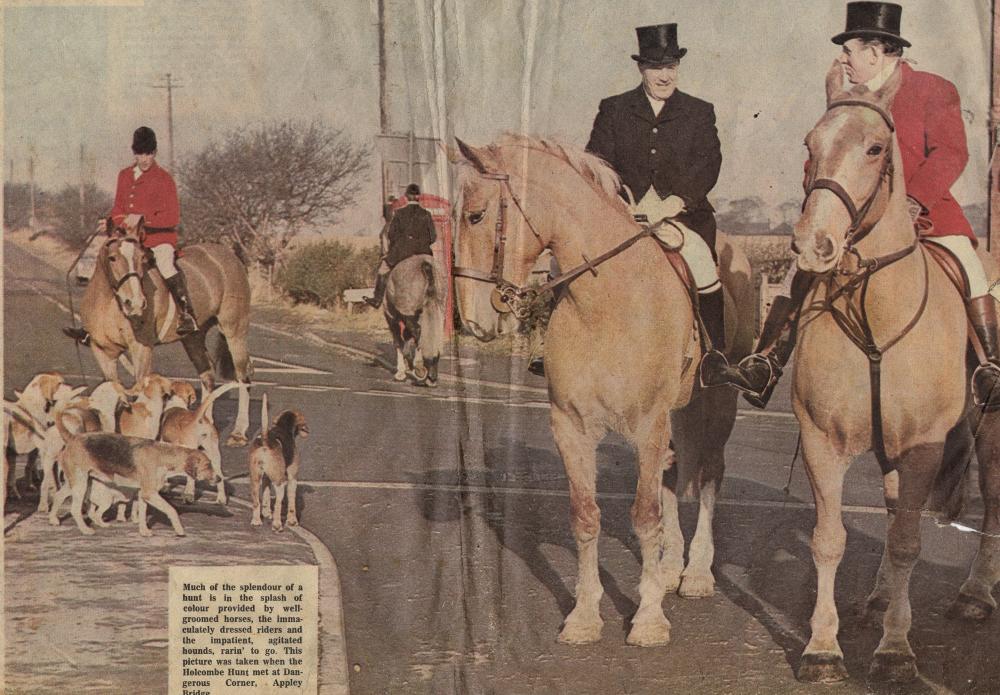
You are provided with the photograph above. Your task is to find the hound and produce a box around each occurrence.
[248,394,309,531]
[5,372,67,496]
[88,381,134,432]
[166,380,199,411]
[49,424,217,537]
[33,397,100,512]
[159,382,238,504]
[118,374,173,439]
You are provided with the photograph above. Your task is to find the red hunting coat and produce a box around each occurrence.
[892,62,974,242]
[109,161,181,248]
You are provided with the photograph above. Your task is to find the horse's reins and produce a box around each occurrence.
[800,98,927,474]
[452,171,661,320]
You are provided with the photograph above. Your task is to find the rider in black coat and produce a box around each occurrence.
[366,183,437,308]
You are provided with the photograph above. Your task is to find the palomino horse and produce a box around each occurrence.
[79,224,253,448]
[453,135,753,646]
[383,254,446,387]
[791,63,1000,683]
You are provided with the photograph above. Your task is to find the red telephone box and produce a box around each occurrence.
[390,194,453,336]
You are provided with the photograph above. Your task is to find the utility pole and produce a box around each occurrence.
[377,0,389,135]
[80,143,87,237]
[28,147,36,231]
[152,73,183,171]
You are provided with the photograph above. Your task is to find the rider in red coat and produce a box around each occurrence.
[64,127,197,346]
[710,1,1000,410]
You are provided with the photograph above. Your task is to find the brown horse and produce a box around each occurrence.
[791,63,1000,683]
[454,135,753,646]
[79,225,253,447]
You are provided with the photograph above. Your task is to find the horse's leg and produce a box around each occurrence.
[180,331,215,401]
[627,411,673,647]
[388,315,407,381]
[797,422,851,683]
[869,441,944,682]
[680,389,735,598]
[951,409,1000,620]
[552,407,604,645]
[863,469,899,618]
[408,315,428,382]
[91,344,122,383]
[222,329,252,447]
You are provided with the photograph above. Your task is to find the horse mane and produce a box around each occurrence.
[460,134,629,214]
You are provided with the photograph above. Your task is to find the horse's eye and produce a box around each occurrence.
[108,255,118,262]
[468,210,486,225]
[867,144,884,156]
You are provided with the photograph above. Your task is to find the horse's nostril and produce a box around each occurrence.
[818,236,835,258]
[790,240,801,254]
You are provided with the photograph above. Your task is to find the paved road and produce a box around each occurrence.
[5,239,1000,694]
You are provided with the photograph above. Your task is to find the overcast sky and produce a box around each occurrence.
[3,0,992,233]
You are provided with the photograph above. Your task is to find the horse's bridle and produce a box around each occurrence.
[103,235,145,308]
[452,170,658,319]
[802,99,896,252]
[452,172,546,318]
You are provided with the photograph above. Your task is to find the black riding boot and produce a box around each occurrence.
[365,272,388,309]
[718,270,813,408]
[968,295,1000,411]
[164,271,199,336]
[62,326,91,346]
[697,289,730,387]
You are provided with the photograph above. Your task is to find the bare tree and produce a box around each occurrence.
[179,120,371,273]
[48,184,113,249]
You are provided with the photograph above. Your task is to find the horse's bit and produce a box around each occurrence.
[452,171,657,319]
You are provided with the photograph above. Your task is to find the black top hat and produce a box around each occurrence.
[131,126,157,155]
[832,2,910,48]
[405,183,421,197]
[631,24,687,64]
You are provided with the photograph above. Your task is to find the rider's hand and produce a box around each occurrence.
[124,213,142,229]
[661,195,686,219]
[95,219,108,235]
[905,196,924,224]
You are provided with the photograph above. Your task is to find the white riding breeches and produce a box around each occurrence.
[151,243,179,279]
[632,189,720,294]
[923,236,990,299]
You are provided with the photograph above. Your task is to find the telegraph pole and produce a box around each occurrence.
[152,73,183,171]
[990,0,1000,260]
[377,0,389,134]
[28,147,36,231]
[80,144,87,236]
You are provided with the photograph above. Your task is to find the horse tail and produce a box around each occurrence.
[213,332,236,381]
[418,260,445,360]
[420,259,439,301]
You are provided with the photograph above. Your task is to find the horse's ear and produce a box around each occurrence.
[825,59,848,106]
[872,64,903,109]
[438,141,462,164]
[455,138,493,174]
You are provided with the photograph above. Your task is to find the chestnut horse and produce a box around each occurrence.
[453,135,753,646]
[791,64,1000,683]
[79,225,252,447]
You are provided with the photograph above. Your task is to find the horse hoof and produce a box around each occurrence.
[947,593,995,622]
[226,432,248,448]
[412,367,428,382]
[393,372,407,382]
[557,619,603,645]
[626,615,671,647]
[797,653,848,683]
[678,573,715,599]
[868,652,918,683]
